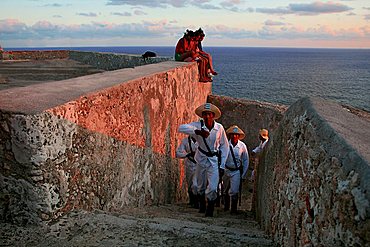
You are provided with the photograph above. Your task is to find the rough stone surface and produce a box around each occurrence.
[257,97,370,246]
[0,61,211,224]
[69,51,172,71]
[1,50,69,60]
[0,204,273,247]
[0,59,104,90]
[207,94,287,150]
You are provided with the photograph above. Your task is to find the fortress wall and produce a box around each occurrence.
[0,61,211,224]
[207,95,287,150]
[0,50,171,70]
[256,97,370,246]
[1,50,69,60]
[69,51,171,70]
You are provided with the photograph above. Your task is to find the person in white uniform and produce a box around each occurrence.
[176,135,199,208]
[223,125,249,214]
[178,103,229,217]
[250,129,269,181]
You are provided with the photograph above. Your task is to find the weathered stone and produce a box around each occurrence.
[0,60,211,224]
[257,97,370,246]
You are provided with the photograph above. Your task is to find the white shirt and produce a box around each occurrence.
[176,136,198,164]
[252,138,269,154]
[225,140,249,179]
[178,120,229,169]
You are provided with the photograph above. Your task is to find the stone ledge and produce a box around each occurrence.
[0,61,190,114]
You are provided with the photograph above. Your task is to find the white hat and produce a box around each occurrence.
[195,103,221,119]
[226,125,245,139]
[259,129,269,139]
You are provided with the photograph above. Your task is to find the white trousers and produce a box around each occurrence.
[195,160,219,201]
[185,160,197,194]
[222,169,241,196]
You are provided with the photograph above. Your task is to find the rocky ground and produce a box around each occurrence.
[0,182,273,247]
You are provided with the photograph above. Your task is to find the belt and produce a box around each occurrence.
[225,165,240,171]
[198,147,218,157]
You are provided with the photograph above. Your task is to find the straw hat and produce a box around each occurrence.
[195,103,221,119]
[226,125,245,139]
[259,129,269,139]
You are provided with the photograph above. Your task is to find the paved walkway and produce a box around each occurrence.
[0,59,104,90]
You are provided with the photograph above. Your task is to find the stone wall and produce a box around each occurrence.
[1,50,171,70]
[256,97,370,246]
[69,51,172,71]
[1,50,69,60]
[0,61,211,224]
[207,95,287,150]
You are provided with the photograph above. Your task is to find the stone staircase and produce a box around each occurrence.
[0,203,273,247]
[1,176,273,246]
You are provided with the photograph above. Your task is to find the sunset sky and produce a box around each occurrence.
[1,0,369,48]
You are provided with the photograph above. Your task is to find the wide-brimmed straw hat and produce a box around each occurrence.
[226,125,245,139]
[195,103,221,119]
[259,129,269,139]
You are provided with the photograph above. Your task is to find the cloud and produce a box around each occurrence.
[365,14,370,20]
[76,12,98,17]
[53,15,63,18]
[256,7,291,15]
[257,1,353,16]
[133,10,147,15]
[106,0,181,8]
[111,12,132,16]
[264,20,286,26]
[0,19,28,34]
[289,2,353,14]
[0,18,178,41]
[1,18,369,46]
[106,0,250,12]
[42,3,63,7]
[363,7,370,11]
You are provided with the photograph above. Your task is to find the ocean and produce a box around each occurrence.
[8,46,370,112]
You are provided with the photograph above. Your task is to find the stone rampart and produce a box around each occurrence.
[1,50,171,70]
[1,50,69,60]
[69,51,171,70]
[256,97,370,246]
[0,61,211,224]
[207,95,287,150]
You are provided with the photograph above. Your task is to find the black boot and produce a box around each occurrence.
[193,194,199,209]
[205,199,215,217]
[231,194,238,215]
[215,193,220,207]
[198,194,206,213]
[224,195,230,211]
[188,190,195,207]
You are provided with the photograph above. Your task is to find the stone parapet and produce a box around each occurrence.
[69,51,172,71]
[0,50,172,71]
[256,97,370,246]
[0,61,211,224]
[1,50,69,60]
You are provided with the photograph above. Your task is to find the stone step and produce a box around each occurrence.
[0,204,273,246]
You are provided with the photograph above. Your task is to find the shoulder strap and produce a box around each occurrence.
[188,136,193,153]
[230,145,238,168]
[200,119,213,153]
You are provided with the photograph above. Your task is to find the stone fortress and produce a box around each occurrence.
[0,50,369,246]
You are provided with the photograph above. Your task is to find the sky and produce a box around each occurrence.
[0,0,369,48]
